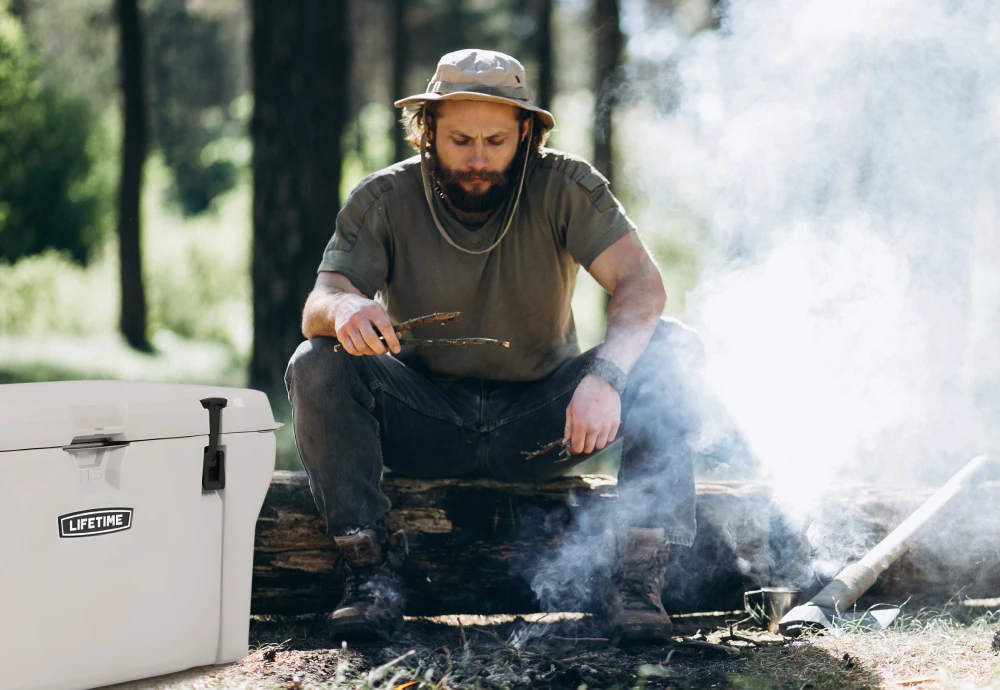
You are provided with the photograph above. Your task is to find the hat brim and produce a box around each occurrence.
[394,91,555,130]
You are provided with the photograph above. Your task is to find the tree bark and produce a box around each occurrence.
[251,472,775,616]
[592,0,624,314]
[116,0,151,352]
[391,0,409,163]
[592,0,622,188]
[534,0,554,113]
[250,0,351,396]
[252,473,1000,617]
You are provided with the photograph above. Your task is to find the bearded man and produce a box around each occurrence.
[285,50,705,644]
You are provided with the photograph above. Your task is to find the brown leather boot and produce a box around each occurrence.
[328,528,405,642]
[600,527,673,645]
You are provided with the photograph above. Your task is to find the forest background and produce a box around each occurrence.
[0,0,716,471]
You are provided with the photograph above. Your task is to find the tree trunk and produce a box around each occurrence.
[592,0,622,187]
[391,0,409,162]
[249,0,351,396]
[535,0,554,113]
[593,0,623,314]
[116,0,151,352]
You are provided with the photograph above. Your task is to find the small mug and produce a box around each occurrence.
[744,587,804,633]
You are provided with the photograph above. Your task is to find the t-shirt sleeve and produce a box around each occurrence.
[317,179,392,299]
[556,163,637,269]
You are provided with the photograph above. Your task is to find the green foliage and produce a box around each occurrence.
[146,0,249,216]
[0,7,111,264]
[0,163,252,352]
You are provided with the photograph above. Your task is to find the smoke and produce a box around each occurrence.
[624,0,999,488]
[529,0,1000,609]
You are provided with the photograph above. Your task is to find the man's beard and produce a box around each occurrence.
[428,143,525,214]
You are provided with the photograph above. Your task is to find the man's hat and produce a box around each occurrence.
[394,49,556,130]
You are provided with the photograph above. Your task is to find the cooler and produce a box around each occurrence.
[0,380,281,690]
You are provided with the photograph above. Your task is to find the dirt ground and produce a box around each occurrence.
[99,606,1000,690]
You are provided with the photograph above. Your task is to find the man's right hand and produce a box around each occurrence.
[333,294,402,356]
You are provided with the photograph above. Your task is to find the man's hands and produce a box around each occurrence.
[334,294,402,356]
[564,374,621,455]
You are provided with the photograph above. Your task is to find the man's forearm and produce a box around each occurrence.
[302,287,361,339]
[596,270,667,375]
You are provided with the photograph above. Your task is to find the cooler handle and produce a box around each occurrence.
[62,438,131,452]
[200,397,228,491]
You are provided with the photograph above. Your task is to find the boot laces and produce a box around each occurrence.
[341,568,380,607]
[616,564,662,611]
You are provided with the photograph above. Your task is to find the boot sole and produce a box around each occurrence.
[328,615,400,643]
[612,625,675,647]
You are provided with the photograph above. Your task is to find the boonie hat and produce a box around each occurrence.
[395,49,556,130]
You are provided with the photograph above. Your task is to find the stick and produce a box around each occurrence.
[394,311,460,332]
[333,337,509,353]
[331,311,461,352]
[521,438,572,462]
[674,637,741,656]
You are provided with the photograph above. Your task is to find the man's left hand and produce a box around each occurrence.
[564,374,621,455]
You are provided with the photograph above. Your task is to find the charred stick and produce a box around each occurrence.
[394,311,461,332]
[521,438,573,462]
[333,337,509,353]
[405,337,509,348]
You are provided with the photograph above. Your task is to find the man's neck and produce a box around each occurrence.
[441,196,496,226]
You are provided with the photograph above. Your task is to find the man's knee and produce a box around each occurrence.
[284,336,351,397]
[649,317,706,369]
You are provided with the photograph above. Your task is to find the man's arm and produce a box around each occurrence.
[564,231,666,454]
[588,231,667,373]
[302,271,401,356]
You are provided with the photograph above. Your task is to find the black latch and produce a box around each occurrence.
[200,397,228,491]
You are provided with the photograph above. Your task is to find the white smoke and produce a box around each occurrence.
[528,0,1000,608]
[621,0,1000,511]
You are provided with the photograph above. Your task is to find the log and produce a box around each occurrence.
[251,472,1000,617]
[252,472,774,616]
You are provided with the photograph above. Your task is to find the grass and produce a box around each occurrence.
[730,608,1000,690]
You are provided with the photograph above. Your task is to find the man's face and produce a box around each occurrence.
[430,100,528,213]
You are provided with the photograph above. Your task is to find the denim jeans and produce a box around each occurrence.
[285,317,705,547]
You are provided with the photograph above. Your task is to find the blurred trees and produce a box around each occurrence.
[145,0,247,216]
[250,0,350,395]
[0,5,110,265]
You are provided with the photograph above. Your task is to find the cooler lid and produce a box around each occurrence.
[0,380,282,453]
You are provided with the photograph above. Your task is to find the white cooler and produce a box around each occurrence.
[0,381,281,690]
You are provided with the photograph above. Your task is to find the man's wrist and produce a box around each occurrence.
[582,357,628,396]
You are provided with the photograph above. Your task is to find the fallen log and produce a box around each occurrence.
[251,472,1000,617]
[252,472,774,616]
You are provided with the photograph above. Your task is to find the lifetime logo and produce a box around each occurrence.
[58,508,133,538]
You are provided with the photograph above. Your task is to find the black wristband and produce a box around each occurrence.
[582,357,628,396]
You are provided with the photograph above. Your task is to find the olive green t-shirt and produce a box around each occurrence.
[318,148,636,382]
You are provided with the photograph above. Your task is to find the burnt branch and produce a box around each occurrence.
[521,438,572,462]
[333,337,510,353]
[394,311,461,332]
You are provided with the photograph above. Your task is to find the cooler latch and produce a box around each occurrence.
[200,397,227,491]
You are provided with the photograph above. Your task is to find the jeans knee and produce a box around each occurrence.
[650,317,706,368]
[285,336,351,397]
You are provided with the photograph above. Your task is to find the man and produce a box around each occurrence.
[285,49,705,644]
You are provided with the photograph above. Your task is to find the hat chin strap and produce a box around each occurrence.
[419,118,532,256]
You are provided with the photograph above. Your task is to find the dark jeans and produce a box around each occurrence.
[285,317,705,547]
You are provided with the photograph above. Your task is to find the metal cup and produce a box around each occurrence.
[744,587,804,633]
